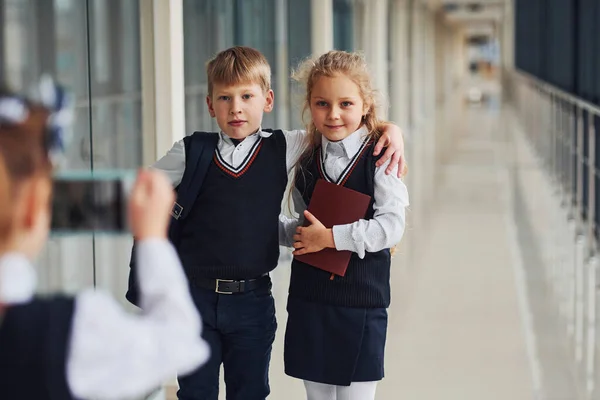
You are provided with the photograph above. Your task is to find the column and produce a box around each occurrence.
[434,13,446,104]
[352,0,365,52]
[389,0,410,128]
[388,0,412,268]
[365,0,389,119]
[410,1,423,127]
[424,8,436,118]
[311,0,334,56]
[139,0,185,164]
[502,0,515,70]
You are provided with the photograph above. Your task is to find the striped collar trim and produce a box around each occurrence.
[214,136,264,178]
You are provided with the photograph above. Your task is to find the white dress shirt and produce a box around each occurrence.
[0,239,210,400]
[152,128,309,186]
[279,126,410,258]
[0,253,36,304]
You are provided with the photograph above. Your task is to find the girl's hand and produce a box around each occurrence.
[128,169,175,241]
[374,123,406,178]
[292,211,335,256]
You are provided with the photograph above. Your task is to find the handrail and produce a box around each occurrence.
[507,66,600,398]
[512,69,600,116]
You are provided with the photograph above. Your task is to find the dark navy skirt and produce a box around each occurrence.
[283,296,388,386]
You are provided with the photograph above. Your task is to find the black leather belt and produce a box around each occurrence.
[193,275,270,294]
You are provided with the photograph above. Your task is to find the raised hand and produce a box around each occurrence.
[292,210,335,256]
[128,169,175,241]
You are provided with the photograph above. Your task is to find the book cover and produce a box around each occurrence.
[295,179,372,276]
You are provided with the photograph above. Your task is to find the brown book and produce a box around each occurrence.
[295,179,372,276]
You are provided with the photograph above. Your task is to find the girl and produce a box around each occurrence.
[0,84,209,399]
[281,51,409,400]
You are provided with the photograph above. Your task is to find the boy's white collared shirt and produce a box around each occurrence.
[153,128,308,187]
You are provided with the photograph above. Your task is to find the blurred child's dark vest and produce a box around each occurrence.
[289,141,392,309]
[0,296,76,399]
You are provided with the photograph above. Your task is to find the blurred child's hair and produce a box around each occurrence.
[206,46,272,97]
[0,88,52,241]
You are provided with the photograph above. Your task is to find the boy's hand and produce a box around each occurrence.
[129,169,175,241]
[374,123,406,178]
[292,211,335,256]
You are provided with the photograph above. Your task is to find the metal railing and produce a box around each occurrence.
[508,69,600,398]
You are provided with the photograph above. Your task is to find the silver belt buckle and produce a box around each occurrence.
[215,279,234,294]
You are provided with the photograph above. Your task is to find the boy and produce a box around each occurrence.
[149,46,405,400]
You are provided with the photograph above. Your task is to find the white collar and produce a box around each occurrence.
[219,126,272,145]
[0,253,36,304]
[321,125,369,158]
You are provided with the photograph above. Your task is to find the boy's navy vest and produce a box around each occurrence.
[178,130,287,282]
[126,130,287,306]
[0,297,76,399]
[289,141,392,308]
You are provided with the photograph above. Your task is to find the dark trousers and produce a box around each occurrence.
[177,282,277,400]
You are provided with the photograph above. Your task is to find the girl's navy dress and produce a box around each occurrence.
[284,140,392,386]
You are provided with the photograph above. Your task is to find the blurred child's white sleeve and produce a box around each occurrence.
[0,253,36,304]
[151,139,186,186]
[67,239,209,400]
[279,214,300,247]
[278,187,308,247]
[332,161,409,258]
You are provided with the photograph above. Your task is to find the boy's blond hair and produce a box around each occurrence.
[206,46,271,97]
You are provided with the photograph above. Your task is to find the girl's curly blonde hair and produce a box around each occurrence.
[292,50,407,176]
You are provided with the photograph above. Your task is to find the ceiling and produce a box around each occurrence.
[431,0,508,36]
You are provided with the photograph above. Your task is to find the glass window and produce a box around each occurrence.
[183,0,235,133]
[0,0,142,301]
[183,0,280,133]
[287,0,311,130]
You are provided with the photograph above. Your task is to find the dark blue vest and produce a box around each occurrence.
[289,142,392,308]
[0,296,76,399]
[178,132,288,281]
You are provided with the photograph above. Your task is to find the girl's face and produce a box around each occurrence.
[309,73,367,142]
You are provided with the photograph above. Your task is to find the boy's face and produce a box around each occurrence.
[206,82,274,139]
